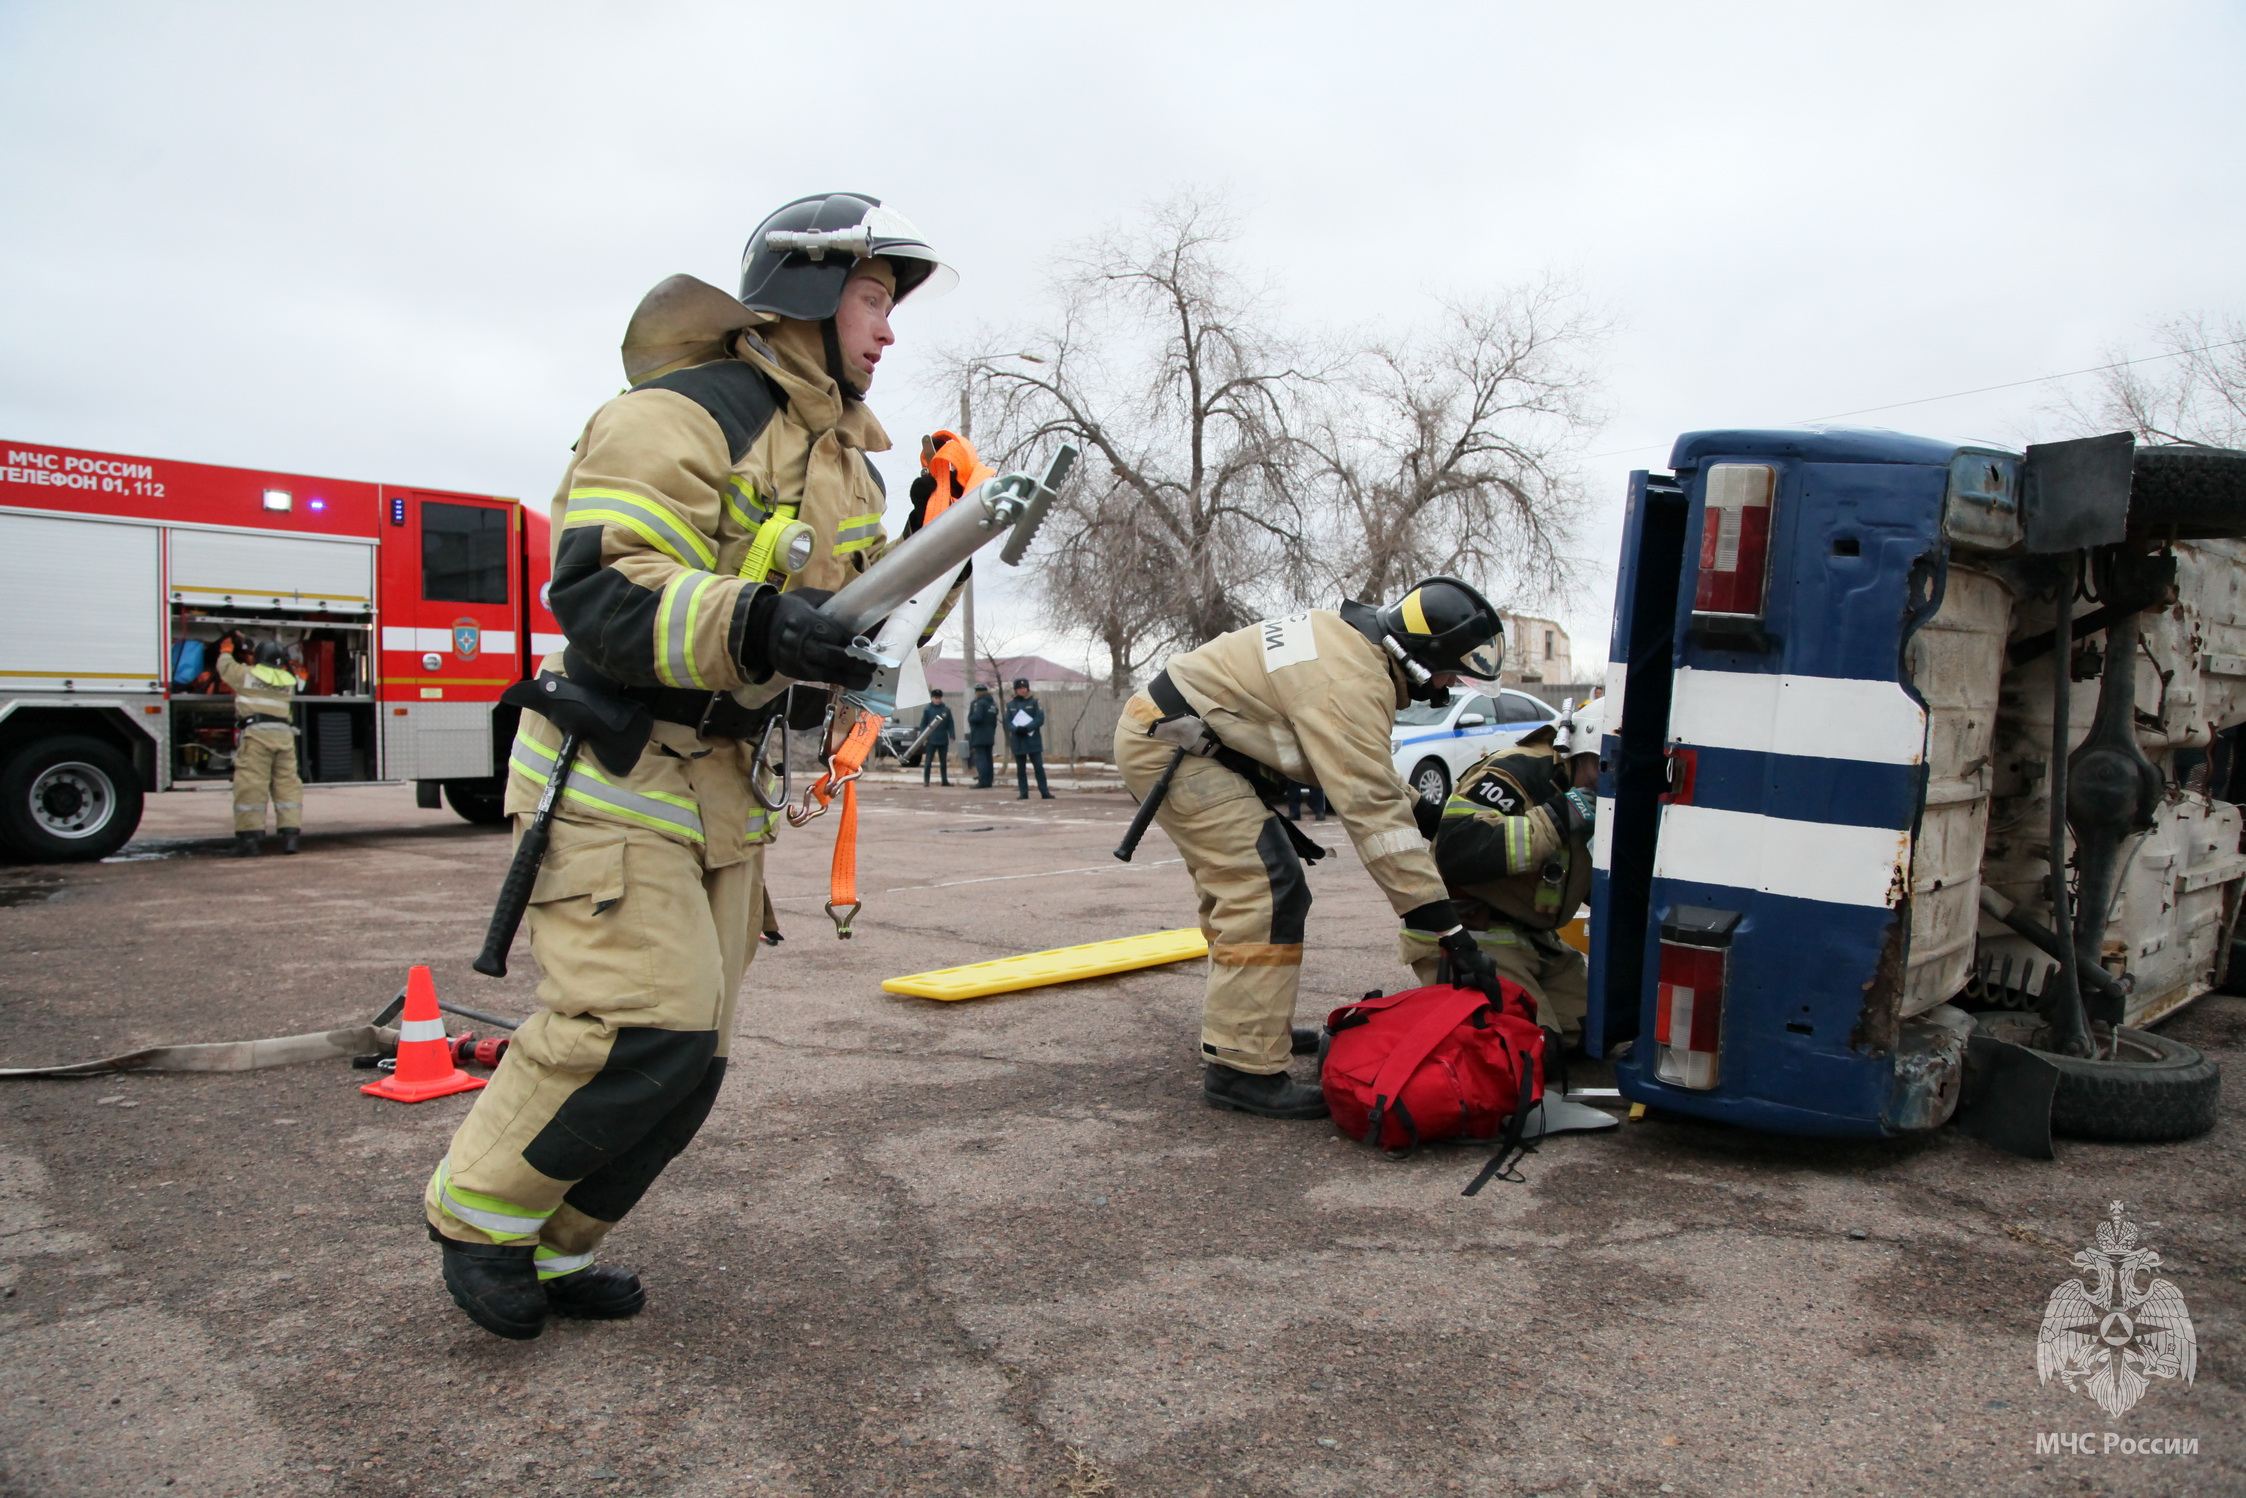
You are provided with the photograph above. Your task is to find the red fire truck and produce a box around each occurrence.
[0,438,559,860]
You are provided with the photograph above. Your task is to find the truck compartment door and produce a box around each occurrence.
[0,513,162,692]
[167,528,373,614]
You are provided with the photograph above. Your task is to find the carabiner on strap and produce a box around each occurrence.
[824,900,860,938]
[750,713,792,813]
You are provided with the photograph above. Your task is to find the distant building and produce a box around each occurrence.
[925,653,1096,696]
[1499,612,1572,684]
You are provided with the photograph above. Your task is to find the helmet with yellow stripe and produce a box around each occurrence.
[1375,577,1505,690]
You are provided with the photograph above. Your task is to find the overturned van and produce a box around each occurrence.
[1589,426,2241,1146]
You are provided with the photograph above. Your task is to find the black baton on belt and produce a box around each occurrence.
[473,730,581,977]
[1114,746,1186,863]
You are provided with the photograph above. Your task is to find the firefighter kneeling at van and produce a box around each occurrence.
[1115,579,1509,1119]
[1404,698,1601,1045]
[218,637,302,856]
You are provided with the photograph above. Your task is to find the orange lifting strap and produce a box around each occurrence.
[921,429,994,521]
[800,710,883,937]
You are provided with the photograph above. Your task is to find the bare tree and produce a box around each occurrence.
[947,193,1324,685]
[1307,277,1605,607]
[2061,313,2246,448]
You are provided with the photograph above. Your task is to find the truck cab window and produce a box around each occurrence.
[422,502,508,604]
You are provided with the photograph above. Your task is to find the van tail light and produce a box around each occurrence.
[1693,464,1776,618]
[1655,906,1740,1090]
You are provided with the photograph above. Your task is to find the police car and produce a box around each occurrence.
[1390,687,1558,804]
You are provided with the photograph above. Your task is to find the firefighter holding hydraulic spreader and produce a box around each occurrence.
[423,193,953,1340]
[1406,696,1601,1046]
[1115,580,1510,1119]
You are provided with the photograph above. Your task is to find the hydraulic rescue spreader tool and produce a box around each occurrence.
[818,441,1077,667]
[780,441,1080,937]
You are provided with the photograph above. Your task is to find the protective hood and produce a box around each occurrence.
[621,273,772,385]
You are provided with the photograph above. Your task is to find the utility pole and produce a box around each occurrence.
[957,383,976,696]
[954,352,1042,700]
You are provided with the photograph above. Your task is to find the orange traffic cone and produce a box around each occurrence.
[360,966,486,1103]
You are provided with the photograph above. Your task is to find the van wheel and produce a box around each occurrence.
[443,778,509,826]
[1409,758,1451,806]
[0,736,143,862]
[1974,1012,2220,1142]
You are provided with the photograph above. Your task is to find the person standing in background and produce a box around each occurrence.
[966,682,998,788]
[217,636,303,856]
[1008,677,1051,800]
[917,688,955,786]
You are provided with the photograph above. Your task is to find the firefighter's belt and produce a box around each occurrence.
[503,654,653,779]
[1147,670,1327,865]
[240,713,292,729]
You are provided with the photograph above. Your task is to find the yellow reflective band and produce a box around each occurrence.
[723,475,766,533]
[1506,816,1532,872]
[509,733,705,843]
[534,1247,595,1278]
[564,487,717,569]
[831,512,885,556]
[1400,588,1431,636]
[249,664,295,687]
[1402,926,1519,948]
[434,1161,550,1241]
[655,571,722,690]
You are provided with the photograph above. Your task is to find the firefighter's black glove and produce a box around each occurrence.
[738,586,873,692]
[1440,927,1499,996]
[906,472,938,535]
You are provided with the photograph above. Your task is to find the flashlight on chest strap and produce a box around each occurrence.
[741,504,816,581]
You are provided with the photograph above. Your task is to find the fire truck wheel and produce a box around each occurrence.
[0,736,143,863]
[1975,1013,2220,1143]
[443,778,508,826]
[1409,757,1452,806]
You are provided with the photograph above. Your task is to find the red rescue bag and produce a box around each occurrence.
[1322,983,1548,1188]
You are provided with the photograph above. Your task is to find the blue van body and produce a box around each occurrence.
[1588,427,2000,1138]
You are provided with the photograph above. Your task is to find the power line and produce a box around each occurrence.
[1581,333,2246,463]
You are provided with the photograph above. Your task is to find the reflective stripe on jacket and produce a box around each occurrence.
[1433,743,1590,930]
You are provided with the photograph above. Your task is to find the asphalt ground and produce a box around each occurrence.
[0,781,2240,1498]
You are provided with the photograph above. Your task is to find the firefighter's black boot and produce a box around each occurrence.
[234,832,261,858]
[280,829,300,855]
[543,1264,646,1321]
[432,1231,545,1340]
[1203,1064,1329,1120]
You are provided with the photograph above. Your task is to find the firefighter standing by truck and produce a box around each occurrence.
[1406,698,1600,1046]
[422,192,952,1340]
[1114,580,1509,1119]
[217,637,302,856]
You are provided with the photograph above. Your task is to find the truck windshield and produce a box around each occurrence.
[422,502,509,605]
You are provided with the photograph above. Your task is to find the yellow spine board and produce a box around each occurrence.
[884,929,1210,1002]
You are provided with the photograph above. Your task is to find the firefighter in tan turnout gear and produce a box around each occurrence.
[1115,579,1510,1118]
[217,637,302,856]
[1405,696,1601,1045]
[424,192,951,1340]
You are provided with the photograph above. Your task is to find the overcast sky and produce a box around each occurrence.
[3,1,2240,679]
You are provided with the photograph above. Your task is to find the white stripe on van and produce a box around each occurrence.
[1652,803,1909,909]
[1665,668,1925,766]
